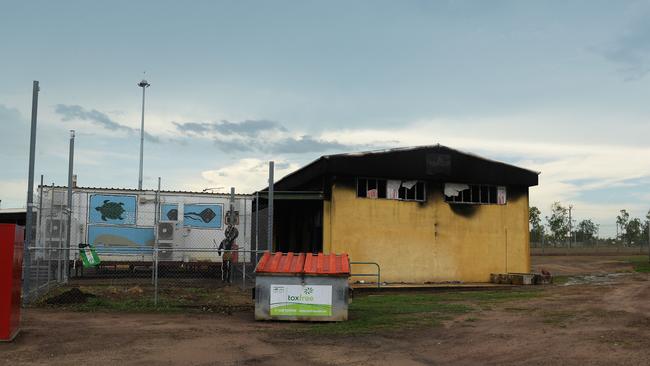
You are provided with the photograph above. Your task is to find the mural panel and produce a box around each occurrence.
[89,194,137,225]
[161,203,179,221]
[183,203,223,229]
[88,225,154,253]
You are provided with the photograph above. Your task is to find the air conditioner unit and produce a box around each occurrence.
[158,221,175,243]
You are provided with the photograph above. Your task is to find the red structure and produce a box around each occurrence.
[0,224,23,341]
[255,252,350,275]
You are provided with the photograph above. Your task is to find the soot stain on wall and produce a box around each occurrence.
[449,203,480,217]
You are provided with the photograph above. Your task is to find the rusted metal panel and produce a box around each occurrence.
[255,252,349,275]
[303,253,350,275]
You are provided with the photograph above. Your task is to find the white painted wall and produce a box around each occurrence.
[38,187,253,263]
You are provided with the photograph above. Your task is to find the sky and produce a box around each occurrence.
[1,0,649,237]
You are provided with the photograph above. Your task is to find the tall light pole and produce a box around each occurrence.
[137,79,150,191]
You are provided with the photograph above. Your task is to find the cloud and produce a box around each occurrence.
[55,104,160,143]
[212,138,256,152]
[173,119,286,137]
[0,179,27,208]
[174,119,366,154]
[271,135,352,154]
[177,158,301,194]
[597,18,650,80]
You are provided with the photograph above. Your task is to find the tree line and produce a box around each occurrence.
[529,202,650,246]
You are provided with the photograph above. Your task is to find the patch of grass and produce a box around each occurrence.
[302,289,540,336]
[625,256,650,273]
[552,275,570,285]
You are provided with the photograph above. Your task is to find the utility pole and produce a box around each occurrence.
[23,80,39,303]
[267,162,274,253]
[137,79,150,191]
[64,130,75,283]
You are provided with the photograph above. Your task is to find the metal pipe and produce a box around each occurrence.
[23,80,39,303]
[350,261,381,288]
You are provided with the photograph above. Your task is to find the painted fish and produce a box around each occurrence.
[184,208,216,223]
[95,200,125,221]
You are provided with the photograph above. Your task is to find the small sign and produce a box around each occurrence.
[270,285,332,316]
[225,210,239,226]
[80,244,101,268]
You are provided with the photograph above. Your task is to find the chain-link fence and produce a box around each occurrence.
[23,185,74,302]
[24,246,266,308]
[22,183,268,308]
[531,240,650,255]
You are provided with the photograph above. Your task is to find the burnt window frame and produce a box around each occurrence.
[356,177,426,202]
[444,184,506,205]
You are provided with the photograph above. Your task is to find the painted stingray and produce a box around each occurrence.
[95,200,125,221]
[184,208,216,223]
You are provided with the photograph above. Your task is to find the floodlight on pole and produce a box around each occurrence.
[137,79,150,191]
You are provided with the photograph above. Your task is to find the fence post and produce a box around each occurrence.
[65,130,75,284]
[34,175,43,296]
[153,177,161,303]
[47,183,54,292]
[255,192,259,263]
[57,199,65,283]
[154,248,159,306]
[152,177,160,286]
[242,198,247,289]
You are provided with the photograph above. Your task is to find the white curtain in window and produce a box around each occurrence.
[444,183,469,197]
[386,180,401,199]
[401,180,417,190]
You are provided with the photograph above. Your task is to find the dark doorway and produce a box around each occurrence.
[273,199,323,253]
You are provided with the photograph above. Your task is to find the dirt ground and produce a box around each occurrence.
[2,256,650,366]
[531,255,637,275]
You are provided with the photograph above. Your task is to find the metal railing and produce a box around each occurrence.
[350,261,381,288]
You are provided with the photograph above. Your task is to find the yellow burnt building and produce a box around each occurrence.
[263,145,539,283]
